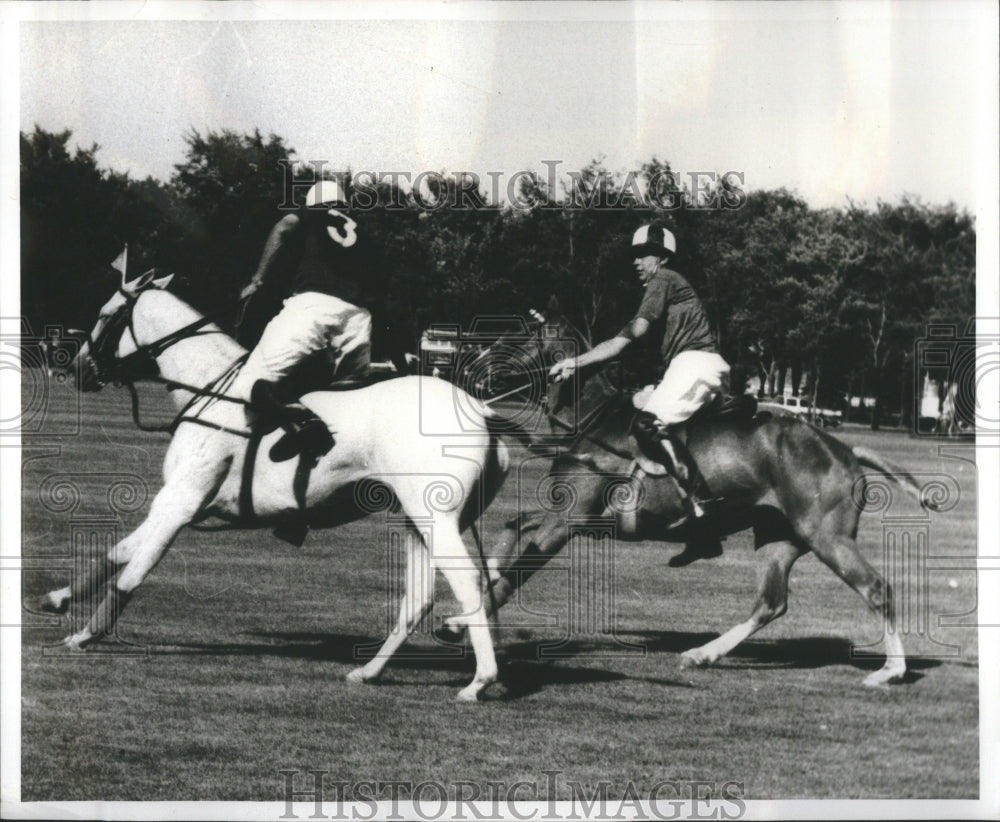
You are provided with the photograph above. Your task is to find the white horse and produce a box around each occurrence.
[40,271,514,701]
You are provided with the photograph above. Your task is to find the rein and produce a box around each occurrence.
[92,290,251,437]
[547,382,636,461]
[124,356,250,436]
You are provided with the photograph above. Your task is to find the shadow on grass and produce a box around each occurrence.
[133,627,950,696]
[143,631,696,700]
[620,629,944,679]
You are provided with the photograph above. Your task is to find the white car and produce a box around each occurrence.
[758,395,843,427]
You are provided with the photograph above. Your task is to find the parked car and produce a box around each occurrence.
[420,327,460,380]
[758,395,842,427]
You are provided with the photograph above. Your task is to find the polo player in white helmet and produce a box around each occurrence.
[233,178,374,461]
[549,223,731,565]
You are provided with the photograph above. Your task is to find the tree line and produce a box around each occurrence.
[20,126,975,429]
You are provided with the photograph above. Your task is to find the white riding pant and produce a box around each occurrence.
[234,291,372,399]
[641,350,731,426]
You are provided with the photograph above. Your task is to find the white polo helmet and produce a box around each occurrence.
[305,179,347,208]
[631,224,676,257]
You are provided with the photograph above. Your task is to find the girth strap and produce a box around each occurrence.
[273,456,315,547]
[239,434,262,521]
[238,434,316,548]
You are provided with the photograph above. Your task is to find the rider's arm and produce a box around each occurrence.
[577,336,630,367]
[551,318,650,378]
[575,314,652,366]
[240,214,300,300]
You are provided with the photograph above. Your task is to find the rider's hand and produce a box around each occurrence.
[549,357,577,382]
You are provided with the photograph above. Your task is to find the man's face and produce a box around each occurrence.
[633,253,662,286]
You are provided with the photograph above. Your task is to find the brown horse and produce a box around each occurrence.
[441,310,939,686]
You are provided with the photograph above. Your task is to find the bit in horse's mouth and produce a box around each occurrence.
[75,355,105,391]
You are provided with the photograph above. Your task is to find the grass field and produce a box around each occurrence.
[18,378,980,801]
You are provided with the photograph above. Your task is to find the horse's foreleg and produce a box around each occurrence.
[431,527,499,702]
[347,538,434,685]
[38,545,121,616]
[681,540,803,669]
[62,464,229,649]
[61,503,188,649]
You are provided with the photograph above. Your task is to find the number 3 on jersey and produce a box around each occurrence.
[325,208,358,248]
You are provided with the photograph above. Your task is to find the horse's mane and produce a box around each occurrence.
[138,287,247,363]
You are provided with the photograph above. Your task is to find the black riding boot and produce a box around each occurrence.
[632,411,723,566]
[250,380,334,463]
[632,412,698,505]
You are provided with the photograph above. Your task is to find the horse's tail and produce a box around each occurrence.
[852,445,938,512]
[457,401,533,534]
[477,402,538,450]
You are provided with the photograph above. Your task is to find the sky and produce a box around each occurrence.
[10,1,998,212]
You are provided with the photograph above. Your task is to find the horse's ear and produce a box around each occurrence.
[122,268,157,295]
[546,294,561,314]
[152,271,174,290]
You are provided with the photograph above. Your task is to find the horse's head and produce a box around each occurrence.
[74,269,175,391]
[462,302,619,438]
[521,304,615,419]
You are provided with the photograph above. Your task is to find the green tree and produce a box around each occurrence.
[169,128,297,322]
[21,127,130,331]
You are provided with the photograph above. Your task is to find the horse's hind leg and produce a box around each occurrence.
[432,525,498,702]
[681,539,804,669]
[808,531,906,686]
[437,509,563,641]
[346,535,434,685]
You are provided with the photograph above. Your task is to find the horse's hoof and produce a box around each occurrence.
[37,592,69,615]
[345,667,372,685]
[60,634,89,652]
[679,651,709,670]
[456,674,497,702]
[863,667,905,687]
[456,686,480,703]
[434,624,466,644]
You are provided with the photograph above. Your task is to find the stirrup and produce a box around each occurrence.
[633,413,698,505]
[681,492,706,519]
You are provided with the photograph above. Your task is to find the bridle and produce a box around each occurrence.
[85,286,249,434]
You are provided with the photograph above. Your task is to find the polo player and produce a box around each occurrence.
[233,180,379,462]
[548,224,731,565]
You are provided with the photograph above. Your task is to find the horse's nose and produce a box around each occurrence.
[71,350,100,392]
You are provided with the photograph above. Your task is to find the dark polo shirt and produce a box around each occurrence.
[621,265,717,374]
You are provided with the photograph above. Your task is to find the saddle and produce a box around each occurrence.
[629,392,758,478]
[280,352,409,399]
[694,392,759,423]
[240,366,415,547]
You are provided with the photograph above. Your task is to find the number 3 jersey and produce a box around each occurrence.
[290,205,381,310]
